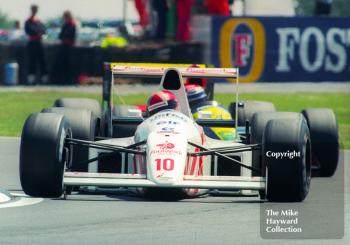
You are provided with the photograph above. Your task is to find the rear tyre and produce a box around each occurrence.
[42,107,96,172]
[20,113,72,197]
[302,108,339,177]
[250,112,301,176]
[112,105,142,138]
[229,101,276,127]
[53,98,101,120]
[263,118,311,202]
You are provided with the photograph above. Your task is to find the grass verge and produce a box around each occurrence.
[0,92,349,148]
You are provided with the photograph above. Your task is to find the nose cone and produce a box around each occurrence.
[147,132,187,185]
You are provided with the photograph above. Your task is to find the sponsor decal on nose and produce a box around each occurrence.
[156,142,175,149]
[151,141,182,156]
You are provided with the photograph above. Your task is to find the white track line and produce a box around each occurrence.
[0,193,43,209]
[0,193,11,203]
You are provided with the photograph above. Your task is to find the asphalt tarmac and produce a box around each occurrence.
[0,138,349,245]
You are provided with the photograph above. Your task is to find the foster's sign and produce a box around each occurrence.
[212,17,350,82]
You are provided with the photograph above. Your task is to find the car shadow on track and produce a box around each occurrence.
[53,191,264,204]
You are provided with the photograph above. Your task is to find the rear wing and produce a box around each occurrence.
[110,65,238,78]
[102,63,239,137]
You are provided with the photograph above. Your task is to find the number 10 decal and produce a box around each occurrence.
[155,158,174,171]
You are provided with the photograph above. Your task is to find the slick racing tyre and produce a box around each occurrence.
[112,105,142,138]
[302,108,339,177]
[42,107,97,172]
[229,101,276,127]
[250,112,301,176]
[53,98,101,120]
[263,118,311,202]
[20,113,72,197]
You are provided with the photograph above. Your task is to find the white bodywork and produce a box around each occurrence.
[135,110,206,185]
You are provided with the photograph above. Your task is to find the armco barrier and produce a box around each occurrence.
[210,16,350,82]
[0,42,204,84]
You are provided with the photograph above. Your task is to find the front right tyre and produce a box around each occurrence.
[20,113,72,198]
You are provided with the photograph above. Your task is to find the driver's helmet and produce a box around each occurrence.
[146,90,179,116]
[185,84,207,107]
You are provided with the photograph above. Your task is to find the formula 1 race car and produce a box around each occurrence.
[102,63,339,177]
[19,64,339,202]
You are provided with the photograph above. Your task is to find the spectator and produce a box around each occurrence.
[152,0,168,40]
[101,31,128,48]
[9,20,24,41]
[315,0,333,16]
[176,0,194,42]
[57,11,77,84]
[205,0,230,16]
[24,4,48,84]
[135,0,149,29]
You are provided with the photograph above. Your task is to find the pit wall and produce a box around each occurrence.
[192,15,350,82]
[0,42,204,85]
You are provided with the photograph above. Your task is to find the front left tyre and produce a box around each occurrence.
[263,117,311,202]
[113,105,142,138]
[20,113,72,198]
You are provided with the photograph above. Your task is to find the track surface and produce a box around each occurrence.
[0,138,349,245]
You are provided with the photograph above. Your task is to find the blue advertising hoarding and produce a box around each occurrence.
[211,17,350,82]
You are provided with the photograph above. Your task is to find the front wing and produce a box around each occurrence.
[64,172,265,190]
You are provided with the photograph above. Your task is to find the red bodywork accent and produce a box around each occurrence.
[135,104,147,112]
